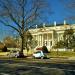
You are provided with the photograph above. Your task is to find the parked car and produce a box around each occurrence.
[33,50,45,59]
[7,50,19,58]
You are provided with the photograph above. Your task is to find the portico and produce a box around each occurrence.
[30,28,56,49]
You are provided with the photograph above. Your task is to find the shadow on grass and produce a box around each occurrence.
[0,61,75,75]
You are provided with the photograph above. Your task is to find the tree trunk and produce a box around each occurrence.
[18,0,25,58]
[21,36,24,53]
[18,36,25,58]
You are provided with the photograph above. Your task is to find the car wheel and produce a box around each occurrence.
[15,54,18,58]
[41,57,43,59]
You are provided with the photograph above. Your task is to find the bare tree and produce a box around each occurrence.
[0,0,51,57]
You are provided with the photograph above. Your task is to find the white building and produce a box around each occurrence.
[29,21,75,50]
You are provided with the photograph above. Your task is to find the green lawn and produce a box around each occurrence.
[49,51,75,57]
[0,50,75,58]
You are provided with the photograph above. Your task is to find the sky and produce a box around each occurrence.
[49,0,66,23]
[47,0,74,24]
[0,0,75,41]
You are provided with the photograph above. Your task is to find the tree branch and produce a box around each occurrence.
[9,13,22,29]
[0,0,22,30]
[0,20,20,33]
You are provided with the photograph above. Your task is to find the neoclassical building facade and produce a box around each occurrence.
[29,21,75,50]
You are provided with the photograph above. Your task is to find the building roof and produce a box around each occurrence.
[29,24,75,34]
[30,23,70,29]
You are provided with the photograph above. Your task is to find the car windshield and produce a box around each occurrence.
[35,51,42,53]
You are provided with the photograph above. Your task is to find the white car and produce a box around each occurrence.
[7,50,19,58]
[33,51,44,59]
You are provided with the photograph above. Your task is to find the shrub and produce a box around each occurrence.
[42,46,49,53]
[2,46,7,52]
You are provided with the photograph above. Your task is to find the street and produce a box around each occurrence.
[0,59,75,75]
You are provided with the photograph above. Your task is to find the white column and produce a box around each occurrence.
[52,32,54,46]
[37,35,39,46]
[39,34,41,46]
[38,35,40,46]
[42,34,43,46]
[47,33,48,46]
[40,34,42,46]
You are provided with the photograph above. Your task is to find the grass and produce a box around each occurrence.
[0,50,75,58]
[49,51,75,57]
[24,49,75,57]
[0,52,8,56]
